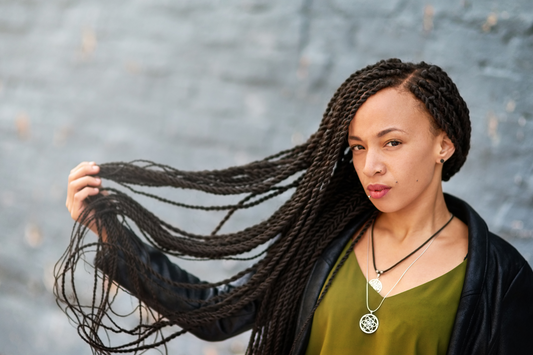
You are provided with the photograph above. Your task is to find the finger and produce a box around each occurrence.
[70,188,95,221]
[70,176,102,191]
[70,186,100,221]
[67,175,101,200]
[68,162,100,183]
[69,162,100,182]
[70,161,91,172]
[69,161,95,175]
[66,176,102,208]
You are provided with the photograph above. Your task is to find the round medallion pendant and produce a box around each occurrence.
[369,278,382,293]
[360,313,379,334]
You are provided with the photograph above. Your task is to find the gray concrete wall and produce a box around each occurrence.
[0,1,532,354]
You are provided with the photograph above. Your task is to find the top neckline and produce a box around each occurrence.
[354,246,467,299]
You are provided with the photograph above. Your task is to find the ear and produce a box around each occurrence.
[435,132,455,164]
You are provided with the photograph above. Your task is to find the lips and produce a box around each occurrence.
[367,184,391,199]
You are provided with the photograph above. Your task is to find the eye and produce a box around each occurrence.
[350,144,365,151]
[385,140,401,147]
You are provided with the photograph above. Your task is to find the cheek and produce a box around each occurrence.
[351,157,364,177]
[392,147,436,183]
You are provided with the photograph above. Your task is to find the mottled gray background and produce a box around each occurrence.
[0,0,532,354]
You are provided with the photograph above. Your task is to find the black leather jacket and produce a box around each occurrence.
[100,194,533,354]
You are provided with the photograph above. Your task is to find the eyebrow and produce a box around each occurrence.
[348,127,407,141]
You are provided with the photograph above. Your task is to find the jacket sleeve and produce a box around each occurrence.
[492,261,533,354]
[95,228,258,341]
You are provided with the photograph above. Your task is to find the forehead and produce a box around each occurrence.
[348,87,433,136]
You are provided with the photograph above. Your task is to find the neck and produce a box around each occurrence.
[375,185,451,245]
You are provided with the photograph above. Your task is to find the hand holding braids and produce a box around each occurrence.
[54,58,471,354]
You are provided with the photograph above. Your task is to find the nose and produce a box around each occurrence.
[362,148,385,177]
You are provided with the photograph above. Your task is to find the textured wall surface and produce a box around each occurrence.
[0,0,532,354]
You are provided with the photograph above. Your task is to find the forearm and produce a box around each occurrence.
[95,228,257,341]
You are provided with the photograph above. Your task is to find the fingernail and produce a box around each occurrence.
[94,188,99,192]
[93,165,98,170]
[95,178,101,183]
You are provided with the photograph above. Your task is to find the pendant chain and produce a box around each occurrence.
[365,222,438,313]
[359,214,455,334]
[371,214,455,276]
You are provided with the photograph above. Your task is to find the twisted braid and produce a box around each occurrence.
[403,63,471,181]
[54,58,471,354]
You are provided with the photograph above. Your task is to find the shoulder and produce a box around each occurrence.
[476,229,533,304]
[446,193,529,269]
[486,231,532,282]
[445,193,533,287]
[487,231,525,260]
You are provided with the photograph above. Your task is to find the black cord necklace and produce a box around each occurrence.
[368,213,455,293]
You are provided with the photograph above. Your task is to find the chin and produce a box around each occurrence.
[369,194,415,214]
[370,203,397,214]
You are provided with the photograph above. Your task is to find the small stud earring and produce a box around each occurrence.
[440,159,445,163]
[368,195,371,198]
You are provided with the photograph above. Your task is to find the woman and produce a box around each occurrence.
[61,59,533,354]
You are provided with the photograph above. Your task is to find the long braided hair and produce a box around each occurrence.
[54,58,470,354]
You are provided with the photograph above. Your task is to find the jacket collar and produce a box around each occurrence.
[444,193,489,296]
[444,193,489,354]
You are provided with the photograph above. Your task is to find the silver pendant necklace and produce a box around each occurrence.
[368,214,454,293]
[359,215,453,334]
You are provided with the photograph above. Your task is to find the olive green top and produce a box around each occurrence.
[305,240,467,355]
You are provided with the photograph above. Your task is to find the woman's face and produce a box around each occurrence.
[348,87,453,213]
